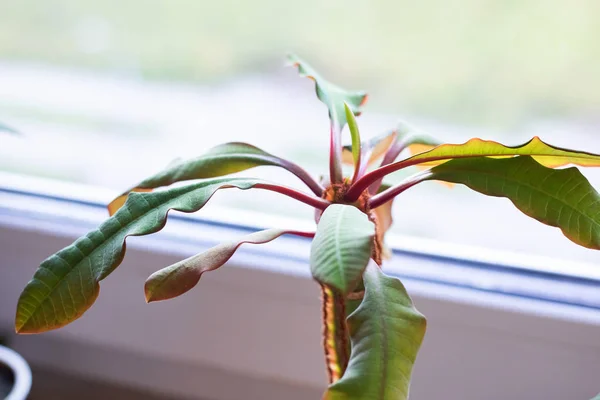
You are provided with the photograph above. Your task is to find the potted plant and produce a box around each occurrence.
[0,342,32,400]
[13,55,600,399]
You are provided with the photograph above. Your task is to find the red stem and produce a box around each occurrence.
[367,135,411,194]
[254,183,330,210]
[346,153,454,201]
[352,148,372,185]
[286,231,316,238]
[279,159,325,196]
[330,123,343,184]
[368,171,432,209]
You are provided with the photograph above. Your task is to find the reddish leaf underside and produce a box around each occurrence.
[145,229,314,302]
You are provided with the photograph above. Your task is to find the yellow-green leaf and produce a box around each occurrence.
[348,136,600,201]
[345,102,362,178]
[324,262,426,400]
[395,136,600,170]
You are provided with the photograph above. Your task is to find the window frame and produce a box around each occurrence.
[1,171,600,400]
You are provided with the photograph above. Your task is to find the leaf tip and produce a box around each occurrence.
[14,318,37,335]
[143,278,161,303]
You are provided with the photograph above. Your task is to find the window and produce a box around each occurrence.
[2,4,600,398]
[2,3,600,271]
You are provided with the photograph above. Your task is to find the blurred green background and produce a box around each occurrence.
[1,0,599,127]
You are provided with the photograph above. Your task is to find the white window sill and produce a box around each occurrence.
[1,171,600,400]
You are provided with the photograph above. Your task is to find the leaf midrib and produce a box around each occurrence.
[21,181,234,328]
[333,206,346,290]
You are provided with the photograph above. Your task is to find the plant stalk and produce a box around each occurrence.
[279,159,325,196]
[320,283,350,384]
[329,123,343,184]
[368,170,433,209]
[253,183,330,210]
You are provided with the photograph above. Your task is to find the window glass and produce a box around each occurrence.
[2,1,600,265]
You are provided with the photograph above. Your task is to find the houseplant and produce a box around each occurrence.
[13,55,600,399]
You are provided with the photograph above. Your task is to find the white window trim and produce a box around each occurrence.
[1,171,600,400]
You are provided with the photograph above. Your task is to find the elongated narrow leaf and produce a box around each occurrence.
[145,228,314,302]
[108,142,322,215]
[15,177,276,334]
[392,136,600,170]
[429,156,600,249]
[345,102,362,179]
[288,54,367,131]
[310,204,375,294]
[348,136,600,201]
[324,262,427,400]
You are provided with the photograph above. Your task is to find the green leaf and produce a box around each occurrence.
[310,204,375,294]
[15,177,272,334]
[324,263,427,400]
[347,136,600,201]
[429,156,600,249]
[108,142,322,215]
[287,54,367,132]
[345,102,362,178]
[145,228,313,302]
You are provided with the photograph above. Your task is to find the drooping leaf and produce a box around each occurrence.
[428,156,600,249]
[288,54,367,132]
[15,177,291,334]
[347,136,600,201]
[145,228,314,302]
[108,142,323,215]
[310,204,375,294]
[344,102,362,181]
[324,262,427,400]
